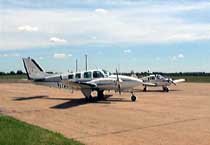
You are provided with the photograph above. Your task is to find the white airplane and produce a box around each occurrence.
[22,57,144,102]
[141,74,185,92]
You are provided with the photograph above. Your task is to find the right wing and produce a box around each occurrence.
[173,79,186,84]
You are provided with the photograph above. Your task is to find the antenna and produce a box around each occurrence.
[75,59,78,72]
[85,54,88,71]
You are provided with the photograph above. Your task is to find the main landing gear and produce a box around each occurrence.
[85,95,93,102]
[97,90,104,100]
[162,86,169,92]
[85,90,105,102]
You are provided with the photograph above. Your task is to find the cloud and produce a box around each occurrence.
[95,8,107,14]
[17,25,38,32]
[178,53,184,58]
[53,53,66,59]
[39,57,44,60]
[171,53,184,61]
[3,54,8,57]
[49,37,67,44]
[68,54,72,57]
[155,57,160,61]
[124,49,131,54]
[1,1,210,50]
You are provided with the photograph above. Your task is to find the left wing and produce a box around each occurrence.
[61,80,97,98]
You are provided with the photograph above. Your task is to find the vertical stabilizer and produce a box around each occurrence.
[22,57,48,80]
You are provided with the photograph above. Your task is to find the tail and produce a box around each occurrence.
[22,57,49,80]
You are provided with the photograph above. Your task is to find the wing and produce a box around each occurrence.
[142,82,156,86]
[173,79,186,84]
[61,80,97,89]
[62,80,97,98]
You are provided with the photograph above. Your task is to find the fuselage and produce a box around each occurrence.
[37,69,143,91]
[141,74,171,87]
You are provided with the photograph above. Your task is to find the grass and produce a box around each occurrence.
[0,74,27,80]
[0,115,84,145]
[0,74,210,83]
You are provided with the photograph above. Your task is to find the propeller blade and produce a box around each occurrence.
[116,69,121,95]
[172,81,176,85]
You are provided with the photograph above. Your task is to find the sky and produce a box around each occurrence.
[0,0,210,73]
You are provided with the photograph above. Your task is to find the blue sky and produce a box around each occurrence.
[0,0,210,72]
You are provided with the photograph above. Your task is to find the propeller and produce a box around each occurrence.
[116,69,122,95]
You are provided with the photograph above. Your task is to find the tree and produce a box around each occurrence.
[9,71,15,75]
[16,70,23,75]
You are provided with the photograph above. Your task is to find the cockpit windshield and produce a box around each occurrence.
[93,71,104,78]
[102,70,112,77]
[156,74,164,79]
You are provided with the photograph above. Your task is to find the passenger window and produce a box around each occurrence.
[75,73,81,79]
[84,72,92,79]
[93,71,104,78]
[68,74,74,79]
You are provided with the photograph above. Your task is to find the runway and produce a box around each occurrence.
[0,83,210,145]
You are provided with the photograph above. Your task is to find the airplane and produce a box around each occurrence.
[140,74,185,92]
[22,57,145,102]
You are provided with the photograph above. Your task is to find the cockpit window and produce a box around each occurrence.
[151,77,155,80]
[84,72,92,79]
[157,75,164,79]
[75,73,81,79]
[102,70,111,76]
[68,74,74,79]
[102,69,108,74]
[93,71,104,78]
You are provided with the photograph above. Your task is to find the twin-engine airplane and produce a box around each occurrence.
[22,57,143,102]
[141,74,185,92]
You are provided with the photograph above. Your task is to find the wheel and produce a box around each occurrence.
[143,87,147,92]
[131,95,136,102]
[163,87,169,92]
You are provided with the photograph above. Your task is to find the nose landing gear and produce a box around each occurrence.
[130,91,136,102]
[162,86,169,92]
[143,86,147,92]
[131,95,136,102]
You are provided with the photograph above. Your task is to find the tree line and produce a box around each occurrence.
[0,70,26,75]
[0,70,210,77]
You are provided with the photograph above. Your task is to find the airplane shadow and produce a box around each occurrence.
[13,95,130,109]
[123,89,182,93]
[13,95,48,101]
[142,89,181,93]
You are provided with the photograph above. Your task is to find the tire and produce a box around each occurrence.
[131,95,136,102]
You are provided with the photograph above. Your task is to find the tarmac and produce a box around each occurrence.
[0,83,210,145]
